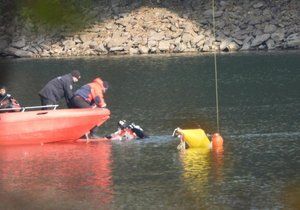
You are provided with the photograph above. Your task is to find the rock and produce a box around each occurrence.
[148,31,165,41]
[264,24,277,34]
[5,47,34,57]
[0,39,9,51]
[173,43,186,52]
[129,47,139,54]
[11,37,26,49]
[139,45,149,54]
[253,2,264,9]
[181,33,193,43]
[62,40,76,50]
[220,39,232,51]
[107,34,128,49]
[285,33,300,48]
[251,34,271,47]
[109,46,124,52]
[266,39,276,50]
[240,42,251,51]
[158,40,170,51]
[271,32,285,43]
[94,43,108,53]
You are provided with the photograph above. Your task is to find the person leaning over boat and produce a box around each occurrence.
[39,70,81,108]
[0,85,21,112]
[70,77,108,139]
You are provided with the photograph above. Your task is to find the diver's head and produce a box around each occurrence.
[0,85,6,96]
[118,120,127,129]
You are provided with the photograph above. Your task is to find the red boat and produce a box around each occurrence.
[0,106,110,145]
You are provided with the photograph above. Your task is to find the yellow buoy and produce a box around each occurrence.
[176,128,211,149]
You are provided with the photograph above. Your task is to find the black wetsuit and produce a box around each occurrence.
[39,74,74,107]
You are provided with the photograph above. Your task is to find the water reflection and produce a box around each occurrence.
[0,142,113,209]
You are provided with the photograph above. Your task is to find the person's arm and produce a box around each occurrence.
[92,88,106,108]
[62,76,74,105]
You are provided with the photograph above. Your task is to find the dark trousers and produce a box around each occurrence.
[70,95,98,136]
[39,96,56,110]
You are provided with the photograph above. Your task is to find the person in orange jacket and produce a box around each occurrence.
[71,77,109,138]
[0,85,21,112]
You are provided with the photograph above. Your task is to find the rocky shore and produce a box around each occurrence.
[0,0,299,58]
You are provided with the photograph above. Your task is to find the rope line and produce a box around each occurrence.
[212,0,220,132]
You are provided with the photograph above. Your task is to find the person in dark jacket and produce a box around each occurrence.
[39,70,81,108]
[71,77,108,139]
[0,85,21,112]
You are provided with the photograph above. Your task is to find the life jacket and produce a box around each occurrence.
[75,77,106,107]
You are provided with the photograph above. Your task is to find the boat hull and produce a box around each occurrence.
[0,108,110,145]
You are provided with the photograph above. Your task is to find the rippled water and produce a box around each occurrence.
[0,51,299,209]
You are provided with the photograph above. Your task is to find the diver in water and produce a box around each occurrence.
[106,120,148,141]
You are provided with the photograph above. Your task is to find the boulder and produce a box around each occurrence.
[158,40,170,51]
[139,45,149,54]
[11,37,26,49]
[129,47,139,54]
[251,34,271,47]
[5,47,34,57]
[266,39,276,50]
[285,33,300,48]
[271,32,285,43]
[264,24,277,34]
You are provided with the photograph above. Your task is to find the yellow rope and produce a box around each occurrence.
[212,0,220,132]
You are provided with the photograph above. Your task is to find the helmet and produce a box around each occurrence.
[118,120,127,129]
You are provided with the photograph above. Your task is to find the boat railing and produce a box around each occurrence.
[0,105,59,112]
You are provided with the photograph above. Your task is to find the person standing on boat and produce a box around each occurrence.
[0,85,21,111]
[70,77,108,139]
[39,70,81,108]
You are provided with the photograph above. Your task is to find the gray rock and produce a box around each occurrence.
[285,33,300,48]
[5,47,34,57]
[271,32,285,42]
[240,42,251,51]
[251,34,271,47]
[266,39,276,50]
[220,39,232,51]
[11,37,26,49]
[264,24,277,34]
[0,39,9,50]
[253,2,264,9]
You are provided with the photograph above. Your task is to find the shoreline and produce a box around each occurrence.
[0,1,299,58]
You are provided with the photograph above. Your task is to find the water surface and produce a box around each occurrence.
[0,51,299,209]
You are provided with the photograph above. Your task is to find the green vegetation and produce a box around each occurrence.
[17,0,93,31]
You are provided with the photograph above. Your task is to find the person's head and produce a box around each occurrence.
[0,85,6,96]
[93,77,109,93]
[71,70,81,82]
[118,120,127,129]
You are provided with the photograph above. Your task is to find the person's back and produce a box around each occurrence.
[39,70,81,107]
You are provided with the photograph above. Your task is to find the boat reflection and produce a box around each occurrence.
[0,142,113,208]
